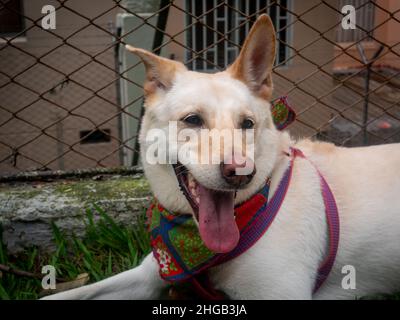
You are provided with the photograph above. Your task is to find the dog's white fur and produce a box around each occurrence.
[44,15,400,300]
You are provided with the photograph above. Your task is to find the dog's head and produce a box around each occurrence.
[127,14,286,253]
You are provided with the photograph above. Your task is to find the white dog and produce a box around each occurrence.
[44,14,400,300]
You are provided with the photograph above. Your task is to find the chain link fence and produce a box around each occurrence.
[1,0,400,178]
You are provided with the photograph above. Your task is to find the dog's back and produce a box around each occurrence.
[300,141,400,299]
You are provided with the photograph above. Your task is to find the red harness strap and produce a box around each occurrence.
[189,275,226,300]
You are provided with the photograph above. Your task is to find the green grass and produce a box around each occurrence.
[0,204,151,300]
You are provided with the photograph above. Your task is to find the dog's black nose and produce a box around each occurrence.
[220,156,256,188]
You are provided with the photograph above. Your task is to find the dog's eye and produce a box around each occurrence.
[241,118,254,129]
[182,114,203,126]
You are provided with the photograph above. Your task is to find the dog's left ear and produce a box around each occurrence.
[227,14,276,100]
[125,45,187,97]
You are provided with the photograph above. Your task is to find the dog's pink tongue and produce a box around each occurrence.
[198,185,239,253]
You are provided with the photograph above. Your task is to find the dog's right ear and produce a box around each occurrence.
[125,45,187,97]
[227,14,276,100]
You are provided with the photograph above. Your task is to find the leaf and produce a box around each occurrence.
[107,250,112,275]
[0,282,10,300]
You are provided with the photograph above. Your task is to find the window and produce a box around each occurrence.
[185,0,291,71]
[0,0,24,36]
[337,0,375,42]
[80,129,111,144]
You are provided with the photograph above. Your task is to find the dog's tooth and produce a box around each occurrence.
[188,174,194,188]
[191,187,198,198]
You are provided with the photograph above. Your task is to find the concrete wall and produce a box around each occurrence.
[0,174,150,254]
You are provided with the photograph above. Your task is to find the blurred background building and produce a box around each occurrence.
[1,0,399,174]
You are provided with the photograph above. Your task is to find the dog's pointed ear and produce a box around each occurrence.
[227,14,276,100]
[125,45,187,97]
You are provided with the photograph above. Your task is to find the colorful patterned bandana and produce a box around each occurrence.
[147,183,271,282]
[271,96,296,130]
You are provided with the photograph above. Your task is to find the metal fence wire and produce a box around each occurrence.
[1,0,400,177]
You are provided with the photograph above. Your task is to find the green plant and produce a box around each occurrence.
[0,205,150,300]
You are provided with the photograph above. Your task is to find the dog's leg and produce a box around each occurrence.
[41,254,166,300]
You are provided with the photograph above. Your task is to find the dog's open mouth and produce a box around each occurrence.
[173,164,240,253]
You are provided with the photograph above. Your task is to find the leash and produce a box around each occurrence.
[147,148,340,298]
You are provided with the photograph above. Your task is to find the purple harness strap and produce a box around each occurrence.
[291,148,340,293]
[219,148,340,292]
